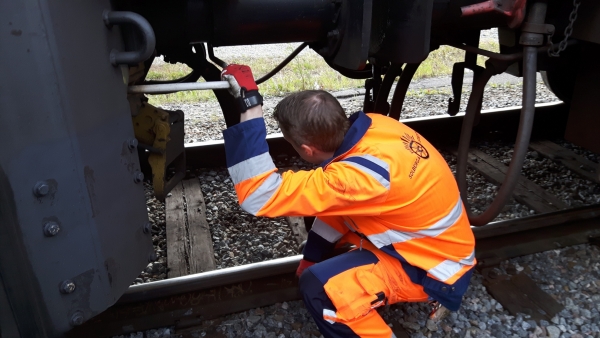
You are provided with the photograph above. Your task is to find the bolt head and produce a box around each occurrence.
[33,181,50,197]
[60,280,76,294]
[133,171,144,183]
[43,222,60,237]
[128,138,139,150]
[70,311,84,326]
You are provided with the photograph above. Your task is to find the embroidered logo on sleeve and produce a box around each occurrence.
[402,133,429,179]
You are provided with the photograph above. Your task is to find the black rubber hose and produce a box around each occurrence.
[456,49,538,226]
[256,43,309,85]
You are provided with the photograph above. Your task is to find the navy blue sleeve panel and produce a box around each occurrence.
[222,118,269,167]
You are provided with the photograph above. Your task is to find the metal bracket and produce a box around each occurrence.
[103,11,156,66]
[448,62,485,116]
[521,22,555,35]
[132,102,186,201]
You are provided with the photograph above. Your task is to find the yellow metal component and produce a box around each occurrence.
[132,102,171,198]
[127,62,186,200]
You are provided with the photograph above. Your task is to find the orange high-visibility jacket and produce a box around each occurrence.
[223,111,476,311]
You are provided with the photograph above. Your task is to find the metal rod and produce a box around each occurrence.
[118,255,301,304]
[128,81,231,94]
[256,43,309,85]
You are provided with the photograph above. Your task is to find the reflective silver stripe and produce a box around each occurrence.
[366,197,464,248]
[228,152,276,185]
[312,218,343,243]
[428,249,476,282]
[323,309,337,324]
[414,198,463,238]
[341,155,390,190]
[240,172,282,215]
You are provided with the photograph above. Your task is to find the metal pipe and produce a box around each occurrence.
[118,255,301,304]
[256,43,309,85]
[128,81,230,94]
[447,40,576,62]
[103,11,156,66]
[457,1,547,226]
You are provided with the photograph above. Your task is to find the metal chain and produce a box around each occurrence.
[548,0,581,57]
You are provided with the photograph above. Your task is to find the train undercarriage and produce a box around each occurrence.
[1,0,599,336]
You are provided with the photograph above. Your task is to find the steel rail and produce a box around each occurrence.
[69,204,600,337]
[185,101,569,169]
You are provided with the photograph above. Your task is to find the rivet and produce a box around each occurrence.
[148,252,157,262]
[70,311,84,326]
[128,138,138,151]
[143,222,152,234]
[33,181,50,197]
[133,171,144,183]
[60,280,76,294]
[441,286,448,292]
[43,222,60,237]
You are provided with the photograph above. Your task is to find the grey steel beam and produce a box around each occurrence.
[0,0,153,336]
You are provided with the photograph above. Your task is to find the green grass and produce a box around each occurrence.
[146,41,499,106]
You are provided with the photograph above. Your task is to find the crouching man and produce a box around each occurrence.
[220,64,476,338]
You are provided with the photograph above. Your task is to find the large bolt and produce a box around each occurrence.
[60,280,76,294]
[143,222,152,234]
[133,171,144,184]
[128,138,138,151]
[43,222,60,237]
[70,311,84,326]
[33,181,50,197]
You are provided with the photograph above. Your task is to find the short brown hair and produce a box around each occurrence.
[273,90,350,152]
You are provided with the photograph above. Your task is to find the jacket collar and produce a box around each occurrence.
[320,111,372,168]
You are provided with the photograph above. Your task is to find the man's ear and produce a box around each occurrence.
[299,144,314,157]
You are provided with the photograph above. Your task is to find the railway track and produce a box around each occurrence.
[68,101,600,337]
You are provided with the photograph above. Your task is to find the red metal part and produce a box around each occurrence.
[461,0,527,28]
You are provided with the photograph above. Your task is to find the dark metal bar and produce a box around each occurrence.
[389,63,421,120]
[207,44,228,69]
[374,63,403,114]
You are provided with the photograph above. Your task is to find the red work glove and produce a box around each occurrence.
[221,64,263,112]
[221,64,258,97]
[296,259,316,278]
